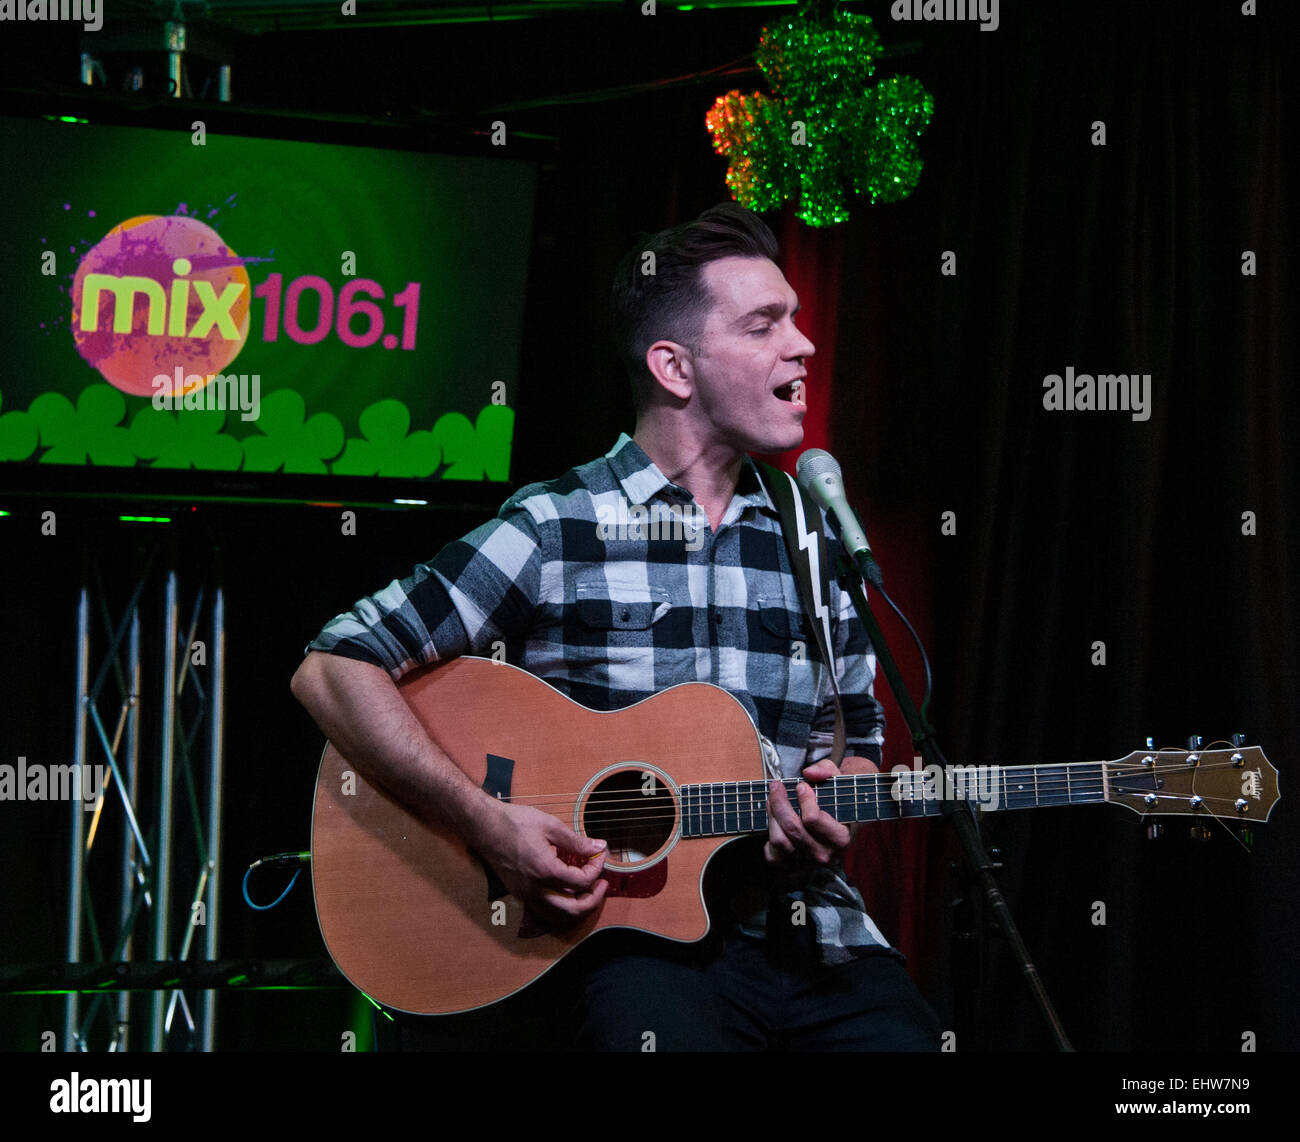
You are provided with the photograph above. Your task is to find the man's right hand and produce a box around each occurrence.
[473,800,609,927]
[291,653,609,927]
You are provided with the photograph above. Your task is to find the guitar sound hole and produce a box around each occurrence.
[582,768,676,865]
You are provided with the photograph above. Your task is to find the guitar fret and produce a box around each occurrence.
[687,762,1125,839]
[869,773,887,821]
[1006,768,1033,811]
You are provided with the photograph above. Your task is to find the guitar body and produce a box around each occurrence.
[311,656,767,1015]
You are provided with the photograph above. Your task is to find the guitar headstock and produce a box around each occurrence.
[1105,742,1279,822]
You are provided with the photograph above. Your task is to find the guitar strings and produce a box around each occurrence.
[496,764,1237,811]
[498,757,1242,806]
[491,758,1250,824]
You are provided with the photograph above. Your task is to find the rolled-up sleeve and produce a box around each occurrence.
[305,508,543,680]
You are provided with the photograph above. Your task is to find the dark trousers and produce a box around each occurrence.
[377,927,940,1052]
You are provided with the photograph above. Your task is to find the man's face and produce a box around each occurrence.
[689,256,815,456]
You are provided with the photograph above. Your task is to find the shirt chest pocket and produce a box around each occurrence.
[755,591,807,642]
[572,576,675,652]
[753,588,828,691]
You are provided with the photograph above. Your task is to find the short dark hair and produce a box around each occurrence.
[609,202,779,407]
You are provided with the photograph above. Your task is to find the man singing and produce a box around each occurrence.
[292,202,940,1050]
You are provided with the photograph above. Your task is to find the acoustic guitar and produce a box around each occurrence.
[310,655,1279,1014]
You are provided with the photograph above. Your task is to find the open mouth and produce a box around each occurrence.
[773,379,806,407]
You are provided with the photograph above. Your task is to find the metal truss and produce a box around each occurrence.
[65,546,226,1051]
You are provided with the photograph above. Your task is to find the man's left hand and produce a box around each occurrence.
[764,755,879,867]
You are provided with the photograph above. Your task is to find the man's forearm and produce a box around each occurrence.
[290,651,503,849]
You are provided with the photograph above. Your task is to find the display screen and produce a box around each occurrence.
[0,111,537,502]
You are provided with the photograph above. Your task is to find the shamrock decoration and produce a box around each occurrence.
[332,399,440,478]
[241,389,345,474]
[28,384,135,466]
[129,403,244,470]
[5,381,514,480]
[706,5,934,226]
[0,390,39,462]
[432,405,514,482]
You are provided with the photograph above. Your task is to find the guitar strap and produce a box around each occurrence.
[752,459,847,769]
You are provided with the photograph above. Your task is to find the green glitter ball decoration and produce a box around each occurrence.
[706,7,934,227]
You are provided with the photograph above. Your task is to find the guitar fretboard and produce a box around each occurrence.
[679,763,1111,839]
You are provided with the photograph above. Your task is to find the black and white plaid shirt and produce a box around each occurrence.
[307,433,894,963]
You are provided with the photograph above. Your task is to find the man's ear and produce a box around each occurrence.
[644,339,694,403]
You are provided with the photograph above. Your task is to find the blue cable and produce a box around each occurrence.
[242,853,309,910]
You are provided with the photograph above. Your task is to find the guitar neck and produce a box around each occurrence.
[680,762,1108,839]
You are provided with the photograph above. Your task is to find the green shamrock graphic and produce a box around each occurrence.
[433,404,514,481]
[129,404,244,470]
[242,389,345,473]
[332,399,440,478]
[29,384,135,466]
[0,390,39,462]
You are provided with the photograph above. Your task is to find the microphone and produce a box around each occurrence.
[795,449,883,586]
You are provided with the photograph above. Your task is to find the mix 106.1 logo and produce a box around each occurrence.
[71,214,422,398]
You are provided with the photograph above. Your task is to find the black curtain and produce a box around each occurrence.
[838,1,1296,1051]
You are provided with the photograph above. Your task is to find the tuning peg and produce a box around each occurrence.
[1237,826,1254,850]
[988,846,1003,871]
[1189,825,1212,842]
[1146,823,1163,840]
[1231,732,1247,748]
[1186,734,1203,751]
[1145,736,1155,750]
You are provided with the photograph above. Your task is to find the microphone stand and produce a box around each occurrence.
[840,548,1074,1052]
